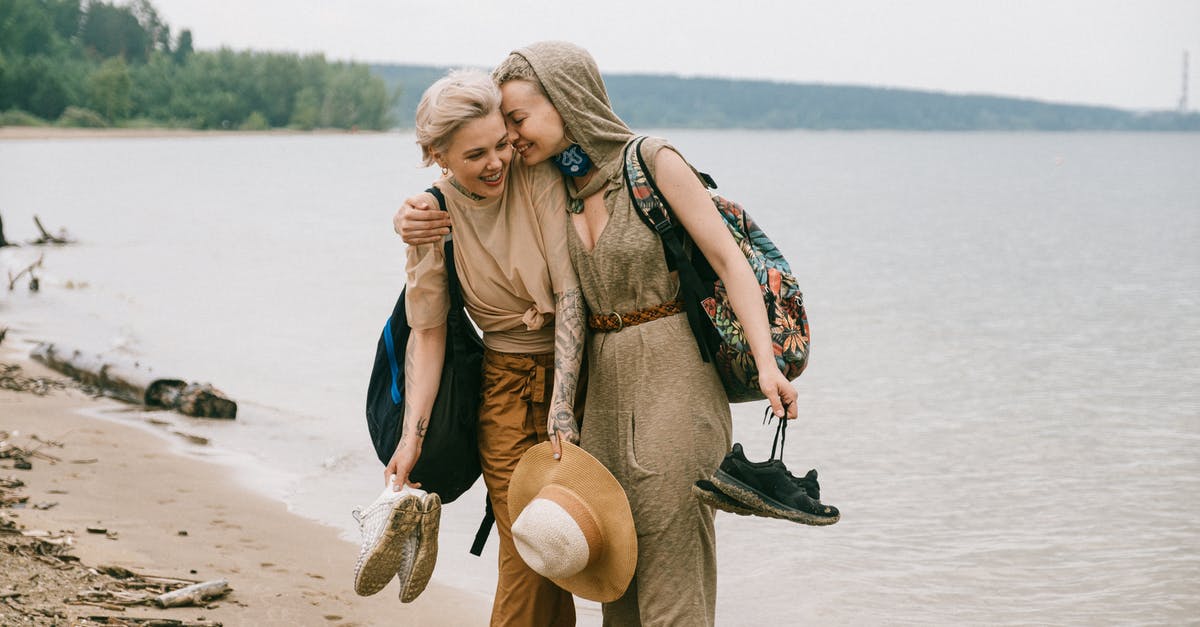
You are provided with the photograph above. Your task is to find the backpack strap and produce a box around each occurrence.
[427,186,496,555]
[621,138,720,363]
[426,187,470,356]
[469,499,495,556]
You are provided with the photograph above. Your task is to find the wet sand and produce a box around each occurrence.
[0,346,489,626]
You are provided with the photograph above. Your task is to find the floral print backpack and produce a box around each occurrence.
[622,136,810,402]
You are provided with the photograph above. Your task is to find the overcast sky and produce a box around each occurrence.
[147,0,1199,111]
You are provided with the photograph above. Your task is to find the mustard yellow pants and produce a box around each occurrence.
[478,349,576,627]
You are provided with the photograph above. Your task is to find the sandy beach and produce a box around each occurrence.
[0,339,490,626]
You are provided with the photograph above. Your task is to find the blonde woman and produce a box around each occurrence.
[389,69,582,626]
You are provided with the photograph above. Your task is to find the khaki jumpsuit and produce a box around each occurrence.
[565,138,734,626]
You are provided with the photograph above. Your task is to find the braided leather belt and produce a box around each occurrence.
[587,298,684,332]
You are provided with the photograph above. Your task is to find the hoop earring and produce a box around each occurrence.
[440,167,449,176]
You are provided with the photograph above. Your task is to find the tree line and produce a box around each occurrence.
[373,64,1200,132]
[0,0,395,130]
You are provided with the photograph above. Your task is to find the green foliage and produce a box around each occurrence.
[239,110,268,131]
[1,54,86,118]
[0,0,61,56]
[319,62,394,130]
[0,108,49,126]
[88,56,132,120]
[289,86,320,130]
[0,0,394,130]
[172,28,191,64]
[80,1,151,62]
[57,105,107,127]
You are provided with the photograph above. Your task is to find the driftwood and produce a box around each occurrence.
[32,215,73,245]
[0,362,71,396]
[152,579,229,608]
[6,251,43,291]
[30,344,237,419]
[79,617,223,626]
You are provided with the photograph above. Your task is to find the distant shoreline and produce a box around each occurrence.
[0,127,390,140]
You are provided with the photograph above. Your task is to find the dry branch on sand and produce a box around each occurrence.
[0,363,75,397]
[31,215,74,245]
[6,252,44,292]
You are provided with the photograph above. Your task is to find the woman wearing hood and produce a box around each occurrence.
[399,43,798,625]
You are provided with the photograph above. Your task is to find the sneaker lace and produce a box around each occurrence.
[762,404,789,463]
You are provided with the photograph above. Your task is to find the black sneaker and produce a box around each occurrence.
[691,479,759,517]
[722,443,821,501]
[711,451,839,526]
[710,407,839,526]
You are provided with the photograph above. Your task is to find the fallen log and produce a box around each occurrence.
[151,579,229,608]
[30,344,237,419]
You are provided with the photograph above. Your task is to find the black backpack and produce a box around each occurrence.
[364,189,485,505]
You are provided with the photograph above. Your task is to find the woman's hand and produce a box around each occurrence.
[394,192,451,245]
[758,367,798,420]
[547,409,580,460]
[384,436,423,490]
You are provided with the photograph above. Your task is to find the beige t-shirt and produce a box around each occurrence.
[405,157,577,354]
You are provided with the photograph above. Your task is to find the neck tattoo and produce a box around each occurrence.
[448,177,485,201]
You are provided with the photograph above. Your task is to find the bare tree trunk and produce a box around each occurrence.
[0,213,9,247]
[31,343,238,419]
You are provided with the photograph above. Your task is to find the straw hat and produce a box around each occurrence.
[508,441,637,603]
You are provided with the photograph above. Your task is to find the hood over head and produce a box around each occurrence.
[512,41,633,195]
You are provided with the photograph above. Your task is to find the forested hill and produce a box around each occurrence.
[1,0,394,130]
[373,64,1200,132]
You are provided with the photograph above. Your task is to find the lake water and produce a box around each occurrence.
[2,130,1198,625]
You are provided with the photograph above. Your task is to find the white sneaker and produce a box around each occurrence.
[352,483,424,596]
[398,491,441,603]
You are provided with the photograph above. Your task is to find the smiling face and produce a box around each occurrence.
[500,80,571,166]
[432,111,512,199]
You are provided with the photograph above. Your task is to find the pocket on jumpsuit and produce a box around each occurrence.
[627,409,695,537]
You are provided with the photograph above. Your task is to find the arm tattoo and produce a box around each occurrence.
[549,287,585,444]
[403,332,428,445]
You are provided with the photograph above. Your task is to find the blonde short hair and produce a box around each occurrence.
[415,69,502,167]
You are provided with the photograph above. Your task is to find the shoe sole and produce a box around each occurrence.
[711,469,839,526]
[691,480,760,517]
[400,493,441,603]
[354,494,423,596]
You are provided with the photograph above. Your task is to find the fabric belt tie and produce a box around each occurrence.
[588,298,684,332]
[523,363,548,404]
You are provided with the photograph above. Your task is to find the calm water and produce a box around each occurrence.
[2,131,1198,625]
